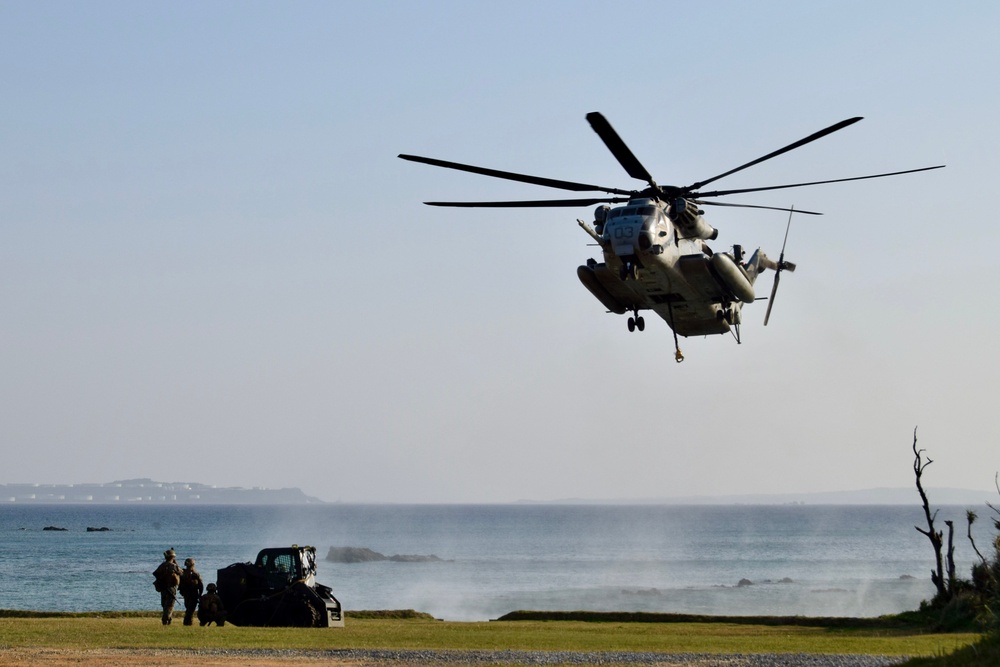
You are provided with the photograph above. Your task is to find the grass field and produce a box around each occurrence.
[0,611,982,658]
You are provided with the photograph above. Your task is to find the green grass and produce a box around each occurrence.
[900,634,1000,667]
[497,610,939,629]
[0,611,982,657]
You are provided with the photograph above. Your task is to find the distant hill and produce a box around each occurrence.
[516,487,999,506]
[0,478,324,504]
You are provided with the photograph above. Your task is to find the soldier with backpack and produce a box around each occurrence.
[198,582,226,626]
[179,557,204,626]
[152,548,182,625]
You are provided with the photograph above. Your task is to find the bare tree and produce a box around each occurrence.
[989,473,1000,533]
[968,510,986,564]
[945,519,957,593]
[913,427,948,600]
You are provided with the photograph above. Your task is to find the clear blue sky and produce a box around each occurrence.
[1,1,996,502]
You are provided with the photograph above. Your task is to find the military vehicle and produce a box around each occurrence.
[215,544,344,627]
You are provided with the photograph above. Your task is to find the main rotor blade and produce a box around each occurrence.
[694,165,945,198]
[424,197,631,208]
[586,112,656,185]
[686,117,864,192]
[694,200,822,216]
[399,154,633,196]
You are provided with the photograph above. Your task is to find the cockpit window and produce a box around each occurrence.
[608,206,655,219]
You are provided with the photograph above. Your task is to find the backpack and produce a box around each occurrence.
[201,594,220,614]
[155,562,181,590]
[179,569,199,596]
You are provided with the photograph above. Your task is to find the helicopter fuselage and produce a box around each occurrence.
[577,198,766,338]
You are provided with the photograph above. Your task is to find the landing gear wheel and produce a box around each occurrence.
[627,317,636,332]
[636,316,645,331]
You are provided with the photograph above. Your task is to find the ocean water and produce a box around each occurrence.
[0,504,990,621]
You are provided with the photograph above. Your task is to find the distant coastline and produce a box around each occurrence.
[515,486,998,506]
[0,478,324,504]
[2,480,995,506]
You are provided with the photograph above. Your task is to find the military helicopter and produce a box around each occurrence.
[399,113,943,361]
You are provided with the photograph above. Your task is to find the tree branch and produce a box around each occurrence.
[912,427,947,600]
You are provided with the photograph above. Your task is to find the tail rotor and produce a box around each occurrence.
[763,208,797,326]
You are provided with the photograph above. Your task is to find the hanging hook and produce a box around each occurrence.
[665,293,684,363]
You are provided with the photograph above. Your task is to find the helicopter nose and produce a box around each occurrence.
[613,241,635,257]
[637,230,652,251]
[637,218,656,251]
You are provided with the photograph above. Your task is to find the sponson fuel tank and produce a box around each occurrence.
[577,264,628,314]
[709,253,755,303]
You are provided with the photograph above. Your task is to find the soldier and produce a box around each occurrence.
[179,557,204,626]
[152,548,182,625]
[198,582,226,626]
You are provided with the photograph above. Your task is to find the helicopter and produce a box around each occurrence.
[399,113,943,362]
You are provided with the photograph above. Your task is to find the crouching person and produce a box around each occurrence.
[198,583,226,626]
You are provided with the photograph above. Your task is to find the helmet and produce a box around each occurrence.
[184,558,195,567]
[164,549,176,559]
[206,583,217,592]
